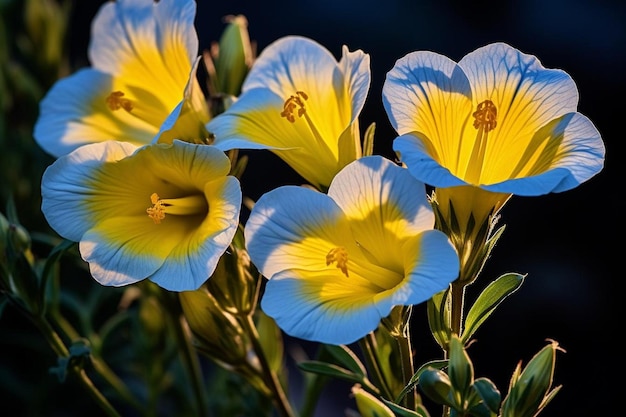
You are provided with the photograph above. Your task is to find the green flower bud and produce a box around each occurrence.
[501,339,563,417]
[206,226,259,316]
[418,368,454,408]
[179,285,248,366]
[214,15,254,96]
[24,0,69,74]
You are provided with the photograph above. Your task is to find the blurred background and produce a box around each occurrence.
[1,0,623,415]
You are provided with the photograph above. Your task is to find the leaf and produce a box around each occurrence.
[473,377,501,413]
[462,273,525,344]
[39,238,75,309]
[323,344,367,377]
[298,361,379,394]
[383,398,430,417]
[427,287,451,350]
[395,359,448,403]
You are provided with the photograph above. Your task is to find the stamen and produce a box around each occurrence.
[106,91,134,112]
[280,91,308,123]
[326,246,349,277]
[472,100,497,132]
[147,193,165,224]
[465,100,498,184]
[146,192,208,224]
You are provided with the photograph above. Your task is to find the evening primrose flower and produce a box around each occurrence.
[34,0,209,158]
[244,156,459,345]
[383,43,605,280]
[41,140,241,291]
[207,35,370,191]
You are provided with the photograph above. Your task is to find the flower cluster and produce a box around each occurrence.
[1,0,605,416]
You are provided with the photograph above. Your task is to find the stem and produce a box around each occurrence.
[358,333,394,400]
[450,281,466,339]
[396,334,415,410]
[34,317,121,417]
[242,314,296,417]
[171,308,211,417]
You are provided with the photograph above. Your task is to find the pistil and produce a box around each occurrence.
[147,192,208,224]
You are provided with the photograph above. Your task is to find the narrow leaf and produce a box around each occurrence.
[462,273,525,344]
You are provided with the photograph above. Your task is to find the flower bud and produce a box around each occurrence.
[179,285,248,366]
[205,226,258,316]
[501,339,564,417]
[214,15,254,96]
[24,0,68,74]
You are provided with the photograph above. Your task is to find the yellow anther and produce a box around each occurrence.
[326,246,349,277]
[146,193,165,224]
[472,100,497,132]
[106,91,134,112]
[280,91,309,123]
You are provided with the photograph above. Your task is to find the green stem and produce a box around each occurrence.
[49,309,146,414]
[35,317,121,417]
[396,334,415,410]
[358,333,394,400]
[450,281,466,336]
[242,314,296,417]
[170,307,211,417]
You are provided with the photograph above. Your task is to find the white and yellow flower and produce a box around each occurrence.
[383,42,605,219]
[207,35,370,191]
[244,156,459,344]
[383,43,605,282]
[34,0,209,158]
[41,140,241,291]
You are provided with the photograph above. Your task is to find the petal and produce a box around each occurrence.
[41,141,139,241]
[34,69,156,157]
[156,57,211,144]
[209,88,338,188]
[328,156,436,267]
[396,231,460,307]
[244,185,349,278]
[383,50,473,159]
[150,176,241,291]
[457,42,581,184]
[482,112,605,195]
[393,133,467,187]
[260,268,388,345]
[338,44,371,126]
[89,0,197,101]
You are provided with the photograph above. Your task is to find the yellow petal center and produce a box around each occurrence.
[146,192,208,224]
[465,99,498,184]
[326,246,349,277]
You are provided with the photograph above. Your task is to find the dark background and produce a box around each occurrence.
[3,0,624,416]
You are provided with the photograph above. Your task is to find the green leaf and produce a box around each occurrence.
[382,399,430,417]
[473,377,501,412]
[323,344,367,377]
[39,238,75,308]
[396,359,448,403]
[462,273,525,344]
[427,286,451,350]
[448,334,474,406]
[298,360,378,394]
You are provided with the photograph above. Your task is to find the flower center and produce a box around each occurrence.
[465,99,498,184]
[326,246,349,277]
[146,192,208,224]
[106,91,133,112]
[280,90,327,149]
[280,90,308,122]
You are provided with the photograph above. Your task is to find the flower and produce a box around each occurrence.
[34,0,209,158]
[41,140,241,291]
[244,156,459,344]
[207,35,370,191]
[382,42,605,281]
